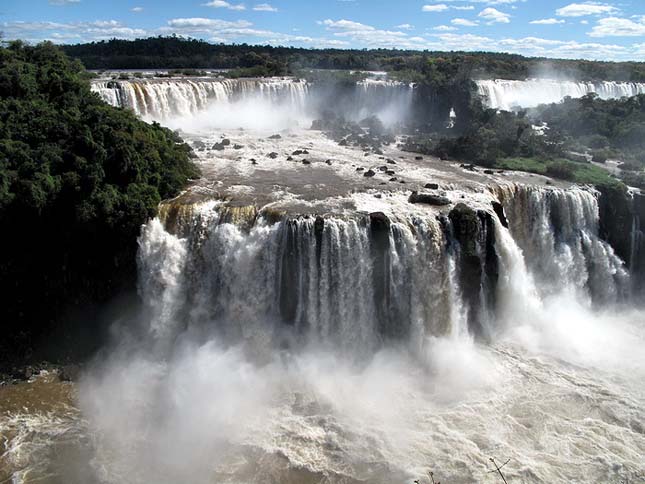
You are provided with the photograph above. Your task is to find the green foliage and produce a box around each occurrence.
[61,37,645,82]
[497,157,618,185]
[0,41,198,359]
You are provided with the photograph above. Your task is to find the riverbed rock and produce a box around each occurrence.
[424,183,439,189]
[408,192,451,206]
[59,364,80,382]
[364,169,376,177]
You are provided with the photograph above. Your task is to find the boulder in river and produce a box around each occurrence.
[364,169,376,177]
[408,191,451,206]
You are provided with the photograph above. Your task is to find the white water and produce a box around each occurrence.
[67,185,645,483]
[477,78,645,110]
[3,81,644,484]
[91,77,415,128]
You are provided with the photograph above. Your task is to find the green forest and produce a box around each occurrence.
[62,36,645,82]
[0,41,199,361]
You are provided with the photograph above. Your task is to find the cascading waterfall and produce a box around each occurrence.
[92,78,310,121]
[476,78,645,109]
[137,184,631,354]
[91,77,416,125]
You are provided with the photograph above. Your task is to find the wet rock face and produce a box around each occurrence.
[597,185,644,290]
[448,203,498,339]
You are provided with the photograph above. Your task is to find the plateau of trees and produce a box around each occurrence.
[62,36,645,82]
[0,41,199,361]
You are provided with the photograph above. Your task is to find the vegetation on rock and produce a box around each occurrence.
[0,41,199,360]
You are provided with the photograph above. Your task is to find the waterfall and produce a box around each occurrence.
[137,184,632,354]
[91,78,310,122]
[91,77,416,125]
[476,79,645,110]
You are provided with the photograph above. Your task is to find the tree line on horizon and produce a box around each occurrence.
[61,35,645,82]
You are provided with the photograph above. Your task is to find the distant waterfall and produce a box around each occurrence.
[92,78,310,121]
[91,77,416,125]
[476,79,645,109]
[137,184,631,353]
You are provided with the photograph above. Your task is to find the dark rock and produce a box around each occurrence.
[378,166,388,172]
[386,159,396,165]
[424,183,439,190]
[292,149,309,155]
[59,364,80,382]
[399,180,406,184]
[302,159,311,165]
[389,177,398,182]
[386,170,395,176]
[415,156,423,160]
[339,139,348,146]
[267,152,279,159]
[233,144,243,150]
[221,139,231,146]
[364,169,376,177]
[356,167,365,172]
[287,156,294,161]
[484,169,495,175]
[409,192,451,206]
[12,366,33,381]
[268,134,282,140]
[193,140,206,149]
[325,159,332,165]
[491,201,509,228]
[212,143,225,151]
[379,182,387,185]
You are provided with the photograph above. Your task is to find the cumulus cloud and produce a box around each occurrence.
[556,2,619,17]
[253,3,277,11]
[530,18,565,25]
[588,17,645,37]
[451,18,479,26]
[131,7,144,13]
[202,0,246,11]
[478,7,510,24]
[396,24,414,30]
[433,25,458,31]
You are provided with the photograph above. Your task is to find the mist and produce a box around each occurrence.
[74,201,645,483]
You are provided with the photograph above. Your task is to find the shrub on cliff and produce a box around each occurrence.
[0,41,199,360]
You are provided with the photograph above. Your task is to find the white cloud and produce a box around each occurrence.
[478,7,510,24]
[131,7,143,13]
[529,18,565,25]
[253,3,277,11]
[453,6,475,10]
[396,23,414,30]
[451,18,479,26]
[556,2,619,17]
[433,25,458,31]
[580,19,589,24]
[588,17,645,37]
[320,19,374,31]
[422,4,449,12]
[167,17,252,30]
[48,0,80,4]
[438,0,522,4]
[202,0,246,11]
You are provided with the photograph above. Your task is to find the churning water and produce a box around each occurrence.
[2,77,644,484]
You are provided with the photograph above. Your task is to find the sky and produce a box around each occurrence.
[1,0,645,61]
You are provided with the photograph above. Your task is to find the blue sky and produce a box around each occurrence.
[1,0,644,60]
